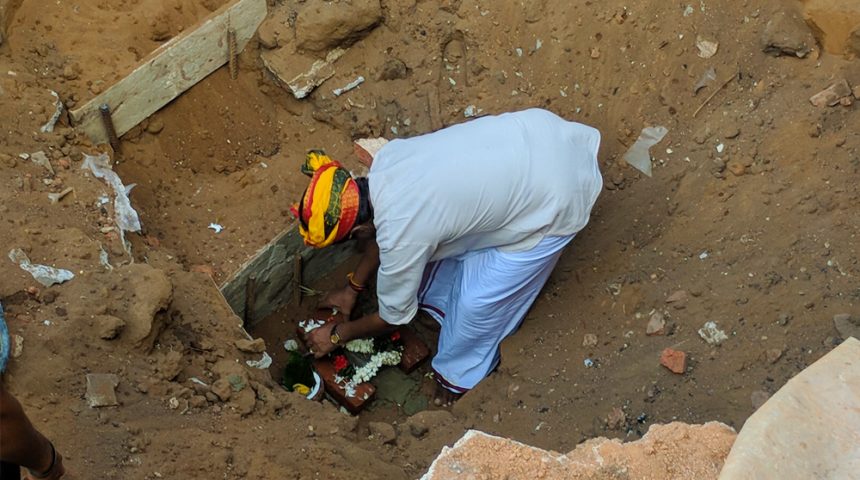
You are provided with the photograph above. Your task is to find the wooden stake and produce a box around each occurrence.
[293,253,303,306]
[98,104,121,155]
[69,0,266,144]
[227,28,238,80]
[244,273,257,327]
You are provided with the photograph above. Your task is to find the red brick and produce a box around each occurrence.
[313,357,375,414]
[660,348,687,374]
[397,327,430,373]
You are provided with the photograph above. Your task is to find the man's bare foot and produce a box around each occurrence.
[433,382,462,407]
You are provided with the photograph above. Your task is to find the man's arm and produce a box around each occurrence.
[0,384,65,479]
[318,236,380,316]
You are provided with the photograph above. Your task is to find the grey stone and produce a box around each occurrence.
[374,368,419,406]
[834,313,860,339]
[211,378,232,402]
[369,421,397,444]
[235,337,266,353]
[96,315,126,340]
[86,373,119,408]
[295,0,382,52]
[378,58,409,81]
[405,410,455,438]
[231,388,256,417]
[761,10,815,58]
[646,312,666,336]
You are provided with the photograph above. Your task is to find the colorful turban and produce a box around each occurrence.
[293,150,359,248]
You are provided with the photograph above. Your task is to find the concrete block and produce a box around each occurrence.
[719,338,860,479]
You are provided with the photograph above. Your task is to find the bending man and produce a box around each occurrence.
[304,108,602,405]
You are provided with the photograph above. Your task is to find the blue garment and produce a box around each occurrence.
[0,302,9,374]
[418,235,574,392]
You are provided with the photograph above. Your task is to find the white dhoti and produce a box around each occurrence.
[417,235,574,393]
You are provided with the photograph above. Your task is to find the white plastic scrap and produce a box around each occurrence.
[81,153,142,241]
[40,91,64,133]
[246,352,273,369]
[283,339,299,352]
[463,105,479,118]
[622,126,669,177]
[8,248,74,287]
[698,321,729,345]
[694,67,717,94]
[207,223,224,234]
[332,76,365,97]
[99,245,113,271]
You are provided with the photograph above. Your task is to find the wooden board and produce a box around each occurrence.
[69,0,266,144]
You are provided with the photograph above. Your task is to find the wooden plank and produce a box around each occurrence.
[69,0,266,144]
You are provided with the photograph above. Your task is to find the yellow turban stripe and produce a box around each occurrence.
[296,150,359,248]
[302,150,333,177]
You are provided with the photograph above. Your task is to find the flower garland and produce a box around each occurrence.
[332,331,404,398]
[345,338,374,354]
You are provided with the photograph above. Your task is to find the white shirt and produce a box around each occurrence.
[368,109,603,325]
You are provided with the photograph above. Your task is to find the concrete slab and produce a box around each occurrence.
[719,337,860,479]
[421,422,736,480]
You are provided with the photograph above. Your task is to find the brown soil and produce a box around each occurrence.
[1,0,859,478]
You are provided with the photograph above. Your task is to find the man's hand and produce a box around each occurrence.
[319,285,358,317]
[306,323,338,359]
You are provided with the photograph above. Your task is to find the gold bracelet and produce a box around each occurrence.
[347,272,366,293]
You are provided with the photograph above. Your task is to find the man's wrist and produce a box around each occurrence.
[29,440,57,479]
[336,322,353,343]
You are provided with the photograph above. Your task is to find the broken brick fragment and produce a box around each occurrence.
[660,348,687,374]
